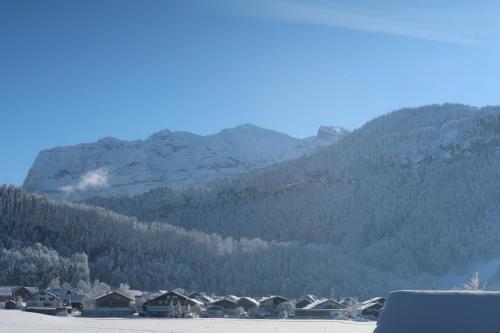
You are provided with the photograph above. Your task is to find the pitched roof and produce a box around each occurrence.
[209,299,240,309]
[94,291,133,301]
[238,296,259,305]
[0,287,13,297]
[304,299,345,310]
[25,290,61,301]
[361,297,385,305]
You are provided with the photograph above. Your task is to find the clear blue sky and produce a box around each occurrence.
[2,0,500,185]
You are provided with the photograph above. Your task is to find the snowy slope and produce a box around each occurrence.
[0,310,375,333]
[22,124,348,201]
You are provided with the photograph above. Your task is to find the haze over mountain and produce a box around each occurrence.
[22,124,348,201]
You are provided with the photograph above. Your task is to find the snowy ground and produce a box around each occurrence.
[0,310,375,333]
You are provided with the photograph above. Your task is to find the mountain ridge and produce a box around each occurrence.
[22,124,349,201]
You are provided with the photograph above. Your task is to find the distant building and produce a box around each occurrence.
[143,291,201,317]
[0,287,13,302]
[25,290,66,315]
[81,291,134,318]
[259,295,290,314]
[295,295,317,309]
[207,299,241,316]
[95,291,133,308]
[360,301,384,318]
[189,292,215,304]
[294,299,347,319]
[47,288,85,310]
[237,297,259,311]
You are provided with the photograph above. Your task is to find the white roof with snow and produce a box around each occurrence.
[375,290,500,333]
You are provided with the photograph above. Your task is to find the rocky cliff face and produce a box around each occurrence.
[23,124,347,200]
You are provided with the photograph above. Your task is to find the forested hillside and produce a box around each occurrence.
[0,185,396,297]
[87,104,500,283]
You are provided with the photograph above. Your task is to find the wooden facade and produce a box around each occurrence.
[25,290,63,309]
[95,292,132,308]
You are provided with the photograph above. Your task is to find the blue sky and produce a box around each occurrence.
[1,0,500,185]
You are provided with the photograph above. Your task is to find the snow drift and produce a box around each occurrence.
[375,290,500,333]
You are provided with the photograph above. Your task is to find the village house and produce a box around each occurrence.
[0,287,13,302]
[95,291,133,308]
[25,290,66,315]
[2,286,39,301]
[81,291,135,317]
[189,292,215,304]
[143,291,202,317]
[294,299,347,319]
[237,296,259,311]
[259,295,290,315]
[295,294,318,309]
[47,288,85,310]
[359,300,384,318]
[207,299,241,316]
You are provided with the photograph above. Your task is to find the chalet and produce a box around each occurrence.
[143,291,201,317]
[47,288,85,310]
[95,291,133,308]
[237,297,259,311]
[294,299,347,319]
[340,297,357,307]
[2,286,39,301]
[25,290,66,315]
[360,300,384,318]
[0,287,13,302]
[204,306,225,318]
[189,292,215,304]
[259,295,290,314]
[81,291,134,317]
[361,296,385,306]
[295,295,317,309]
[208,299,240,313]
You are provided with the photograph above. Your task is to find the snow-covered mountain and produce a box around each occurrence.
[87,104,500,293]
[23,124,348,200]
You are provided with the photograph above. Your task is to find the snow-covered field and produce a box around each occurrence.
[0,310,375,333]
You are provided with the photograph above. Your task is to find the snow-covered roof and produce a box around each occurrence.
[259,295,289,303]
[298,294,317,303]
[238,296,259,305]
[303,299,344,310]
[375,290,500,333]
[361,296,385,305]
[224,295,240,302]
[0,287,13,296]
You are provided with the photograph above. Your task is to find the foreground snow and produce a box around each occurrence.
[0,310,375,333]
